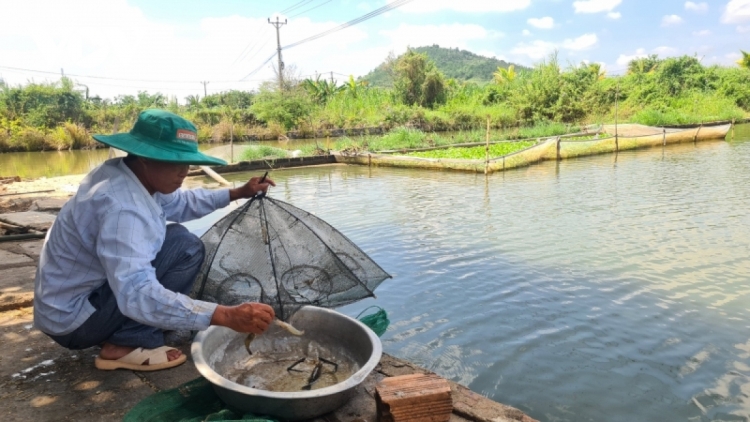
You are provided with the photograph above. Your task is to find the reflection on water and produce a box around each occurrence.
[203,127,750,422]
[0,139,316,179]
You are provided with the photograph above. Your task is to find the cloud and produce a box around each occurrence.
[608,12,622,19]
[661,15,683,26]
[684,2,708,12]
[616,48,648,66]
[379,23,498,54]
[0,0,377,99]
[653,46,678,55]
[726,52,742,61]
[510,40,558,60]
[722,0,750,23]
[573,0,622,13]
[692,29,711,36]
[394,0,531,13]
[510,33,598,60]
[562,33,599,50]
[528,17,554,29]
[739,25,750,32]
[522,29,532,36]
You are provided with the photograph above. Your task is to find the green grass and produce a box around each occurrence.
[404,141,535,159]
[239,145,289,161]
[628,93,746,126]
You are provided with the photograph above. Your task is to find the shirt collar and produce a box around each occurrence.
[116,158,164,216]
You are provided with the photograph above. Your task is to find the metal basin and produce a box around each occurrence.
[192,306,382,421]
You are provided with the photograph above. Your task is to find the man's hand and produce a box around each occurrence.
[210,303,275,334]
[229,175,276,201]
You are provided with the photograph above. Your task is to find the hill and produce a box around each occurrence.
[361,45,525,87]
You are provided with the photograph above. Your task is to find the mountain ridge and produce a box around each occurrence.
[360,45,526,87]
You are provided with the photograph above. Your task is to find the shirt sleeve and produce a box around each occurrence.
[159,188,231,223]
[96,206,218,331]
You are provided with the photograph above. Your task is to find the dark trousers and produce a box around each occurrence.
[48,224,205,350]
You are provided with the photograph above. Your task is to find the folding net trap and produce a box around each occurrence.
[191,192,391,321]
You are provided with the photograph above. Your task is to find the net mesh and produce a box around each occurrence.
[191,195,391,321]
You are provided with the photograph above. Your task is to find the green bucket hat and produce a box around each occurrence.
[93,109,227,166]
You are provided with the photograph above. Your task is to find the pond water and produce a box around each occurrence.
[0,139,314,179]
[182,124,750,422]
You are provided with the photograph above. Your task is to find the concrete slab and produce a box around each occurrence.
[0,239,44,266]
[30,198,69,213]
[0,266,36,312]
[0,249,33,267]
[16,241,43,261]
[0,212,56,232]
[0,310,154,422]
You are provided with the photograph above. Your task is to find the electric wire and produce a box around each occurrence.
[289,0,333,18]
[280,0,317,14]
[282,0,415,50]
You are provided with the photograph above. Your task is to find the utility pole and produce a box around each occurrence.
[330,71,334,84]
[268,16,288,90]
[201,81,209,97]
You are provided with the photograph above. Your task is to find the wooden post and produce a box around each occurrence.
[556,136,561,161]
[731,119,735,140]
[615,80,619,153]
[693,124,702,143]
[484,117,490,174]
[230,121,234,164]
[662,128,666,146]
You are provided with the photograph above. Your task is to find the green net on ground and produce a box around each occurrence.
[122,377,279,422]
[123,309,389,422]
[357,306,390,337]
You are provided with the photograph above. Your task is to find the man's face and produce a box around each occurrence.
[141,159,189,194]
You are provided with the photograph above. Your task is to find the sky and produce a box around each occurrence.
[0,0,748,101]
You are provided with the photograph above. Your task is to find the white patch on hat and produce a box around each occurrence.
[176,129,197,142]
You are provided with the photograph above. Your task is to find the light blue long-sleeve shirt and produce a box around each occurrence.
[33,158,229,336]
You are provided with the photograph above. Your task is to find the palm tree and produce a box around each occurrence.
[588,63,606,80]
[493,65,516,85]
[738,50,750,70]
[627,55,660,74]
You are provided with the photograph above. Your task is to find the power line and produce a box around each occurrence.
[239,52,278,81]
[231,27,272,66]
[283,0,415,50]
[0,65,253,84]
[289,0,333,18]
[281,0,317,14]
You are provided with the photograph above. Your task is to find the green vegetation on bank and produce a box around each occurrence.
[1,47,749,154]
[404,141,536,160]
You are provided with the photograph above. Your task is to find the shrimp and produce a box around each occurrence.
[244,319,304,355]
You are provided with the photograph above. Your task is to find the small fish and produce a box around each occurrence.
[302,362,323,390]
[244,333,256,355]
[274,319,304,336]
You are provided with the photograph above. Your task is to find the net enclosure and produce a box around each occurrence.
[192,194,391,321]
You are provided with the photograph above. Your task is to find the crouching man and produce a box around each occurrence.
[34,109,276,371]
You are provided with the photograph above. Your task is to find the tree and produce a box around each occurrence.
[393,50,447,108]
[627,55,660,74]
[493,65,516,84]
[738,50,750,70]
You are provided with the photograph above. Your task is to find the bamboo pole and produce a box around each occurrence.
[230,121,234,164]
[200,166,231,186]
[615,80,619,152]
[484,117,490,174]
